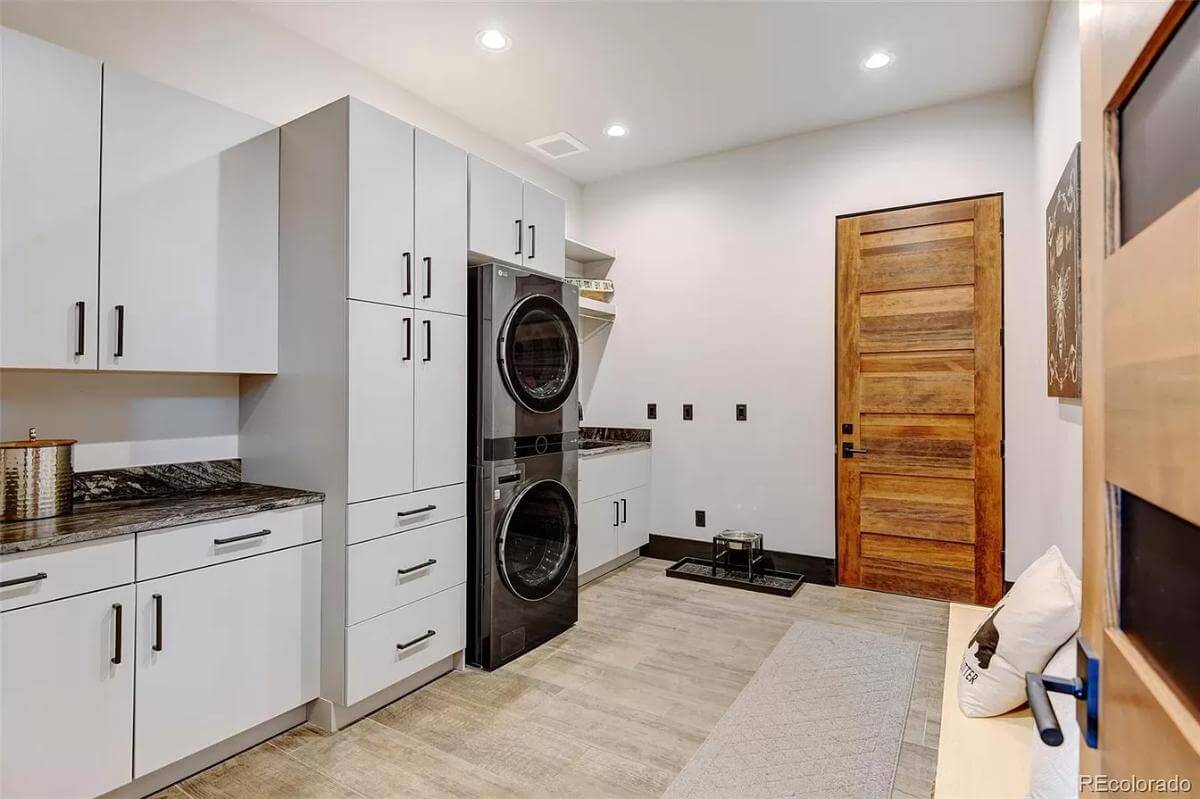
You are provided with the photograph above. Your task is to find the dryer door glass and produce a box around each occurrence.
[500,295,579,414]
[499,479,577,602]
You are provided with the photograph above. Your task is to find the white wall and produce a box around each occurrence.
[0,0,583,470]
[1030,0,1083,576]
[583,87,1062,579]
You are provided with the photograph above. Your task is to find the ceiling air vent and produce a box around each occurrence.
[526,131,589,160]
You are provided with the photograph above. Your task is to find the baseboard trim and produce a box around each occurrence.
[99,706,307,799]
[307,653,459,732]
[580,549,641,586]
[640,533,836,586]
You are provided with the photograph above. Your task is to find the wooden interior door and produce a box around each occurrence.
[836,196,1003,605]
[1078,0,1200,785]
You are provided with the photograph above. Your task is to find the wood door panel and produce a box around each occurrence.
[838,195,1003,605]
[860,474,975,543]
[859,414,975,478]
[859,286,975,352]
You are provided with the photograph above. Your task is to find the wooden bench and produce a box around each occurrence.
[934,603,1033,799]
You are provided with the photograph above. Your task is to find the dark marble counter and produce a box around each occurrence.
[578,426,652,458]
[1,482,324,556]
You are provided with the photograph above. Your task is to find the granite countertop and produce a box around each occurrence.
[578,426,652,458]
[1,459,323,556]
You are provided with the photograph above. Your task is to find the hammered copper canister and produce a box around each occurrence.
[1,428,76,521]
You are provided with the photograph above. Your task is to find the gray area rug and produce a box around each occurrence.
[664,621,920,799]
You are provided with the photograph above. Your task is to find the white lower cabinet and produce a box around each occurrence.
[617,484,651,554]
[133,541,320,777]
[578,494,620,575]
[577,449,652,577]
[346,517,467,626]
[0,585,135,799]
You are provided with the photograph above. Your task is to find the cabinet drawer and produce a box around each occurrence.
[347,483,465,546]
[579,449,651,502]
[136,504,321,580]
[1,536,134,612]
[344,583,464,705]
[346,517,466,625]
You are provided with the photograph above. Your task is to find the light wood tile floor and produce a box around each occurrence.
[154,558,948,799]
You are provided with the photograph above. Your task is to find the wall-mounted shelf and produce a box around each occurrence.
[578,296,615,341]
[565,238,615,264]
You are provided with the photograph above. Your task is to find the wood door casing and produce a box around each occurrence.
[837,196,1003,605]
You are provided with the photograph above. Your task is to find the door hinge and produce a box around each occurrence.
[1001,440,1006,458]
[1000,328,1005,348]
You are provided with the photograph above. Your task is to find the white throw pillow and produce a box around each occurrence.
[957,545,1081,717]
[1027,637,1080,799]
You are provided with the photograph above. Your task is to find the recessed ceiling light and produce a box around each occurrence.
[476,29,511,52]
[605,124,628,138]
[862,51,893,70]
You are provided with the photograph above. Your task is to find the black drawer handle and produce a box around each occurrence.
[515,219,523,255]
[397,558,437,575]
[423,319,432,362]
[397,504,436,518]
[403,316,412,362]
[114,304,125,358]
[423,256,432,299]
[111,603,123,665]
[613,500,619,527]
[621,498,627,524]
[0,572,48,589]
[75,301,86,356]
[396,629,436,650]
[528,224,536,259]
[152,593,163,652]
[213,528,271,546]
[403,252,412,297]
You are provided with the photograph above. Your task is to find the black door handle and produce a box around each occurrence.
[403,252,412,297]
[75,301,86,356]
[114,305,125,358]
[621,498,627,524]
[396,629,436,650]
[152,594,164,652]
[423,319,432,362]
[515,219,523,255]
[111,603,123,665]
[1025,671,1085,747]
[403,317,412,361]
[213,528,271,546]
[528,224,536,259]
[613,501,619,527]
[0,572,48,589]
[841,441,868,458]
[397,504,437,517]
[423,256,432,299]
[397,558,437,575]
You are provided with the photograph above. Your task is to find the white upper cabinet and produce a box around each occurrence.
[1,585,135,799]
[522,182,566,278]
[349,99,415,307]
[348,300,415,503]
[414,310,467,490]
[415,130,467,316]
[0,28,101,370]
[99,66,278,373]
[468,155,524,265]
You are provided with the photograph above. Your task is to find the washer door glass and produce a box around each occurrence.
[500,295,580,414]
[499,479,577,602]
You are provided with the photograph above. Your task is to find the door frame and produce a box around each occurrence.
[833,192,1007,598]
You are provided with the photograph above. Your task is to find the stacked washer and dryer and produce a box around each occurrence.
[467,264,581,670]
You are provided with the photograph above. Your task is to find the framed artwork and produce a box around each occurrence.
[1047,142,1082,398]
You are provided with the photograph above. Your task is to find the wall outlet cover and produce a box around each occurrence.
[695,510,706,527]
[683,403,694,421]
[736,403,748,421]
[647,403,657,420]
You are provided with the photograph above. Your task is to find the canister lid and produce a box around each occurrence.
[0,427,76,448]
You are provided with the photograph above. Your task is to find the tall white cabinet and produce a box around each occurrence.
[0,28,101,370]
[467,154,566,277]
[0,26,278,374]
[240,97,468,726]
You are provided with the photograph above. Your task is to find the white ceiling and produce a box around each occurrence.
[248,1,1049,185]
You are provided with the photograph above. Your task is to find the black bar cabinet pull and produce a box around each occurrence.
[111,603,123,665]
[403,252,412,296]
[75,301,86,356]
[0,572,48,589]
[397,504,436,517]
[621,498,627,524]
[114,305,125,358]
[152,593,163,652]
[213,528,271,546]
[515,219,523,255]
[613,501,619,527]
[403,317,412,361]
[423,256,432,299]
[397,629,436,651]
[528,224,536,259]
[423,319,432,362]
[397,558,437,575]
